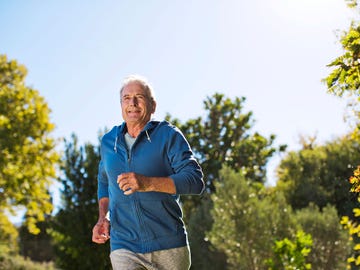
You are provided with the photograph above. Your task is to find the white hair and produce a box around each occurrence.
[120,75,156,102]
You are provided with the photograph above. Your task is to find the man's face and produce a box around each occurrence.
[121,82,155,126]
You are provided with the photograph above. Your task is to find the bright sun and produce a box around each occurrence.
[268,0,350,25]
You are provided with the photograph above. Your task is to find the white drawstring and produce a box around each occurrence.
[145,130,151,142]
[114,127,118,152]
[114,135,118,152]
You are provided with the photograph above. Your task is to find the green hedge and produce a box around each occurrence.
[0,253,57,270]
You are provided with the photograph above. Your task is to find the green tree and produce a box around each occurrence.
[341,165,360,269]
[294,204,349,270]
[0,54,59,246]
[323,2,360,268]
[276,135,359,219]
[208,167,349,270]
[18,219,54,262]
[0,252,55,270]
[323,0,360,139]
[207,167,295,270]
[187,197,227,270]
[49,134,111,270]
[266,230,312,270]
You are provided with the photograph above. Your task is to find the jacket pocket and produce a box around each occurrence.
[110,201,139,241]
[139,198,184,240]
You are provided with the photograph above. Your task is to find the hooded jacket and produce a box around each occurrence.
[98,120,204,253]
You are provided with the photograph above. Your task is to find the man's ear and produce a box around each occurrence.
[152,100,157,113]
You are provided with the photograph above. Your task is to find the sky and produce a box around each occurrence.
[1,0,356,191]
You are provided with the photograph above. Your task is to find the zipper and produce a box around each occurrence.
[127,149,131,163]
[134,199,149,252]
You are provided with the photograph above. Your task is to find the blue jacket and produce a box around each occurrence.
[98,120,204,253]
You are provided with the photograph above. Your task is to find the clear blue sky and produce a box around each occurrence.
[1,0,355,188]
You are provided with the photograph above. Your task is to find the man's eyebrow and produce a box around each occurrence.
[122,93,146,98]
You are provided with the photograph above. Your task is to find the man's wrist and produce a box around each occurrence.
[97,214,110,223]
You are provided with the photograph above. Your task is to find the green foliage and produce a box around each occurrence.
[323,3,360,268]
[345,0,359,9]
[323,2,360,142]
[324,23,360,97]
[207,167,295,270]
[266,230,312,270]
[295,204,349,270]
[276,135,360,219]
[0,252,56,270]
[0,54,59,237]
[341,165,360,269]
[0,211,19,254]
[19,219,54,262]
[323,2,360,268]
[349,165,360,193]
[207,166,349,270]
[187,197,227,270]
[324,23,360,137]
[49,134,111,270]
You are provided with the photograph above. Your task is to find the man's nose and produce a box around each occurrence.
[129,97,138,105]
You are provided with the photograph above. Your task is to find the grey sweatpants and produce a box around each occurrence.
[110,246,191,270]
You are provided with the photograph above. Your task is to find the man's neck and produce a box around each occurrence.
[126,122,147,138]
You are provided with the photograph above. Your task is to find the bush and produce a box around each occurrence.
[0,252,57,270]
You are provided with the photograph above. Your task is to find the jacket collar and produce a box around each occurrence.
[119,120,160,135]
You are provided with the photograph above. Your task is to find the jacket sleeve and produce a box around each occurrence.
[97,159,109,200]
[167,127,205,195]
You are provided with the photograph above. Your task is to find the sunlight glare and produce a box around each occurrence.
[269,0,349,25]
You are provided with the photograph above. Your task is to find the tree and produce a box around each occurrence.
[323,0,360,139]
[266,230,312,270]
[323,2,360,268]
[187,197,227,270]
[49,134,111,270]
[341,165,360,269]
[0,55,59,241]
[18,219,54,262]
[294,204,349,270]
[276,135,360,219]
[207,167,349,270]
[207,167,295,270]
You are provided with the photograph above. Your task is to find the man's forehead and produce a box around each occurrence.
[122,82,146,95]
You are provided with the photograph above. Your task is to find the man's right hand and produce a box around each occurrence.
[92,219,110,244]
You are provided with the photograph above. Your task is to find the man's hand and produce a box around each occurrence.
[117,172,149,195]
[92,218,110,244]
[117,172,176,195]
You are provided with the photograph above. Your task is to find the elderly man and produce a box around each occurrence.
[92,75,204,270]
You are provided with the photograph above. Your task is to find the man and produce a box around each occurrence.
[92,75,204,270]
